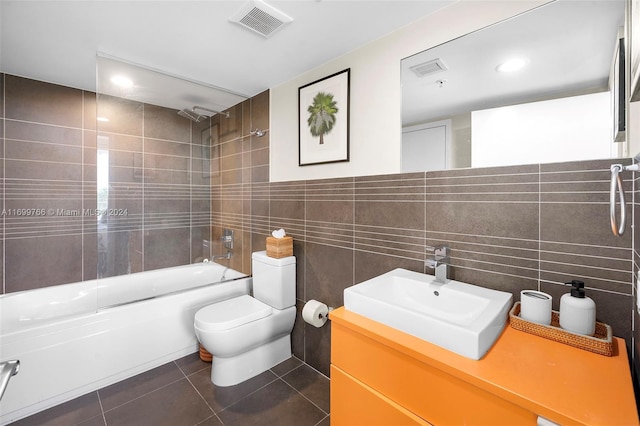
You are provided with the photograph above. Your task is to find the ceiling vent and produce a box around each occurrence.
[409,58,448,78]
[230,0,293,38]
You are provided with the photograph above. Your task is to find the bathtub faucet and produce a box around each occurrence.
[203,251,232,281]
[0,360,20,401]
[209,230,233,263]
[210,251,232,261]
[203,251,232,263]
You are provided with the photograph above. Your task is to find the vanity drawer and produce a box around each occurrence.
[331,365,431,426]
[332,322,537,425]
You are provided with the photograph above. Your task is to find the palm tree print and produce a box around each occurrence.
[307,92,339,144]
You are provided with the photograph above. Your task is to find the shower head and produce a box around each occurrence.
[193,106,230,119]
[178,108,207,123]
[178,106,230,122]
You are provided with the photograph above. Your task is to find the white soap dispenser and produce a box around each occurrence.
[559,280,596,336]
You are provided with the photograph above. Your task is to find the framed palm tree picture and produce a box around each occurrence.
[298,68,350,166]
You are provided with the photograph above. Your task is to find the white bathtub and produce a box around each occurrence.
[0,263,250,425]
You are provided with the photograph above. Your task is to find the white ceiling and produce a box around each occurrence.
[1,0,453,112]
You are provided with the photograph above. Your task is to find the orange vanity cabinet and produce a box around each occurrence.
[330,307,639,426]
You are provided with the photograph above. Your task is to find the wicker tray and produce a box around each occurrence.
[509,302,614,356]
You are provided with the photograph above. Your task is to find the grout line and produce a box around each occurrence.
[99,375,187,415]
[4,157,83,166]
[425,199,541,204]
[538,163,542,291]
[173,358,210,378]
[314,414,330,425]
[278,357,330,381]
[3,117,85,131]
[539,259,632,276]
[268,356,327,414]
[195,414,223,426]
[183,372,223,425]
[299,360,330,381]
[353,176,356,288]
[270,356,304,378]
[279,376,329,416]
[96,390,108,426]
[215,374,281,417]
[540,279,632,296]
[189,118,193,265]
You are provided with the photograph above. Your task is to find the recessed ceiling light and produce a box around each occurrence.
[496,58,528,73]
[110,75,133,88]
[97,117,110,122]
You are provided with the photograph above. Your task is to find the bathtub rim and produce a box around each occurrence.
[0,261,248,335]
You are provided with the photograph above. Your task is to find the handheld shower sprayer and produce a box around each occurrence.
[610,162,640,236]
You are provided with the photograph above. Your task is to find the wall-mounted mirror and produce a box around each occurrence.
[401,0,625,172]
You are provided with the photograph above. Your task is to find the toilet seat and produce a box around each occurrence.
[194,295,272,332]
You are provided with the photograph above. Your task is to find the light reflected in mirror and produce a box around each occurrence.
[401,0,626,172]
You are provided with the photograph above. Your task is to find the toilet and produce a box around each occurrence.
[194,251,296,387]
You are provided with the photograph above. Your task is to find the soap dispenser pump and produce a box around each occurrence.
[559,280,596,336]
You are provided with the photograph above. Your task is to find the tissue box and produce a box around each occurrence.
[266,236,293,258]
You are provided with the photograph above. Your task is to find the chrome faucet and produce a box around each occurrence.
[425,245,450,283]
[221,229,234,250]
[0,360,20,401]
[210,251,231,261]
[206,229,234,263]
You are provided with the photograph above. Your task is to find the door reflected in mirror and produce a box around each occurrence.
[401,0,626,172]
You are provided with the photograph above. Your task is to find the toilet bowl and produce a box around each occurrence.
[194,251,296,386]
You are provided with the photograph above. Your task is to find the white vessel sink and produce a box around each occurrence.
[343,268,513,360]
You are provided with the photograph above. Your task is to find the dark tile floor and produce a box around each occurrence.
[13,355,330,426]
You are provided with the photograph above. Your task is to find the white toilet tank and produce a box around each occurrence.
[251,251,296,309]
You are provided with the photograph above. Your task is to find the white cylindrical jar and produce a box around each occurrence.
[520,290,552,325]
[559,280,596,336]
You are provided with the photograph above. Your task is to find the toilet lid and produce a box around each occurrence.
[195,295,272,331]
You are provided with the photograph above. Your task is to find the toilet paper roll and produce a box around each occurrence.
[302,299,329,328]
[520,290,552,325]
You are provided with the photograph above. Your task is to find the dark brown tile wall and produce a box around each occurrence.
[240,159,634,376]
[211,90,271,276]
[3,74,89,291]
[0,74,224,292]
[2,74,635,384]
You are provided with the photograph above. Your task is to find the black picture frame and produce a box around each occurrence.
[298,68,350,166]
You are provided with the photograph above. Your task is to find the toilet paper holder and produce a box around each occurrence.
[302,299,333,327]
[317,306,334,320]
